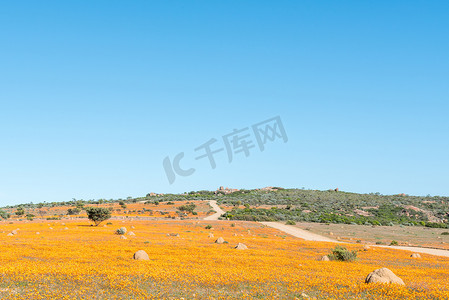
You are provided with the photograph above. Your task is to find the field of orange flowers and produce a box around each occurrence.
[1,219,449,299]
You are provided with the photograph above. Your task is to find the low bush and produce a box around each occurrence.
[328,245,358,262]
[115,228,126,235]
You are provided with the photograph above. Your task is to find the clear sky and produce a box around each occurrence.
[1,1,448,205]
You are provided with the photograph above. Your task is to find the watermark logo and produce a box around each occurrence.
[163,116,288,184]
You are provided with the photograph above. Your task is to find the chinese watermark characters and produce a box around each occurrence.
[163,116,288,184]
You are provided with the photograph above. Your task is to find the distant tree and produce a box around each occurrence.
[85,207,111,226]
[15,206,25,216]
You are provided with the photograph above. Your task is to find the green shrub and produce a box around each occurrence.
[441,232,449,235]
[67,208,81,215]
[425,222,448,229]
[178,203,196,213]
[205,225,212,229]
[15,206,25,216]
[0,209,10,219]
[328,245,358,262]
[285,220,296,225]
[115,228,126,235]
[390,240,399,246]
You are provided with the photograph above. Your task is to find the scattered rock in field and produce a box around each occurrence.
[36,232,40,235]
[169,233,180,237]
[336,237,341,240]
[62,223,65,226]
[64,227,68,230]
[103,225,107,227]
[215,237,225,244]
[365,268,405,285]
[133,250,149,260]
[363,245,370,251]
[208,233,214,238]
[131,226,135,229]
[128,232,136,236]
[411,253,421,258]
[7,233,14,236]
[120,235,127,240]
[11,230,17,235]
[319,255,330,261]
[49,227,53,230]
[329,232,334,236]
[235,243,248,250]
[301,292,310,298]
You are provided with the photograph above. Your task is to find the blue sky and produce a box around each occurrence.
[1,1,448,205]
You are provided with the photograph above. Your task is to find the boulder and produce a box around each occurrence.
[235,243,248,250]
[365,268,405,285]
[11,230,17,235]
[215,237,225,244]
[319,255,330,261]
[7,233,14,236]
[133,250,149,260]
[411,253,421,258]
[128,232,136,236]
[208,233,214,238]
[120,235,127,240]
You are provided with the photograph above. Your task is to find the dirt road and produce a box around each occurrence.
[262,222,449,258]
[261,222,338,242]
[204,200,225,220]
